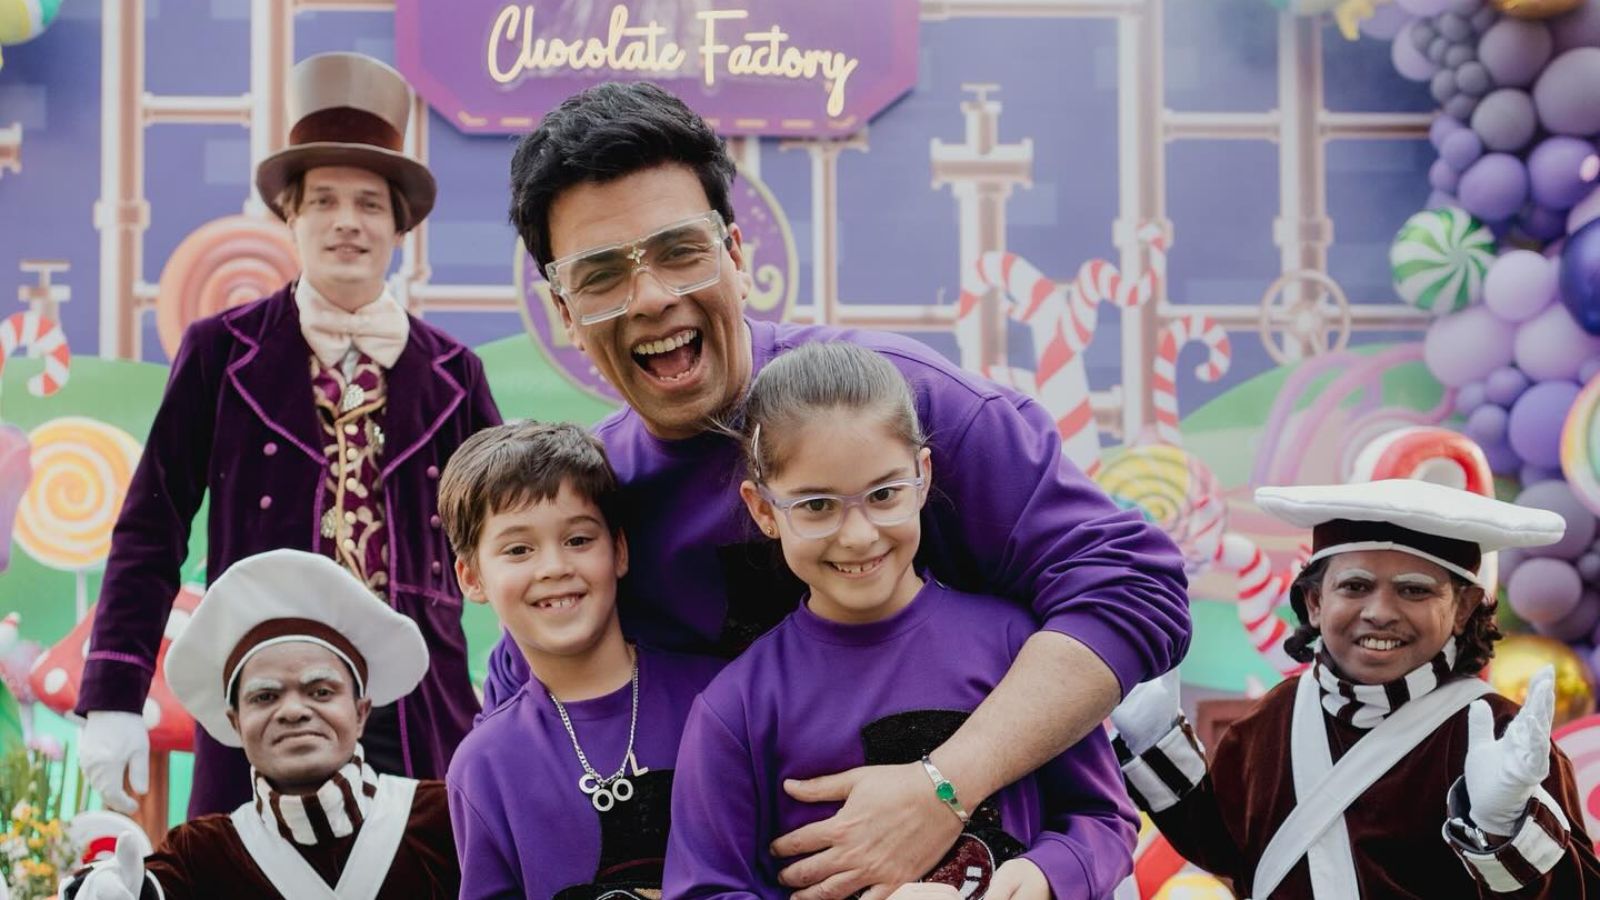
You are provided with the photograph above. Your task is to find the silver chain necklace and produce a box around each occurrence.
[548,650,641,812]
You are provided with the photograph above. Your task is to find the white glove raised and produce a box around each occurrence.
[74,833,145,900]
[1110,669,1182,757]
[79,711,149,815]
[1464,665,1556,836]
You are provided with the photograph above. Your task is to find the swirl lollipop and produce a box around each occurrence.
[13,417,141,619]
[1095,444,1227,575]
[1389,206,1496,314]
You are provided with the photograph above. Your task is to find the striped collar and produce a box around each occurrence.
[1312,640,1458,730]
[250,746,378,846]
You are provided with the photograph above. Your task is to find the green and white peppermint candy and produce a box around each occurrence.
[1389,206,1496,316]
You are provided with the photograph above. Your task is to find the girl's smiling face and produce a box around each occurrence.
[1305,549,1481,684]
[740,409,931,626]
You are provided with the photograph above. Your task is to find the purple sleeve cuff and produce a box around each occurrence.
[74,655,157,715]
[1041,604,1151,697]
[1021,838,1095,900]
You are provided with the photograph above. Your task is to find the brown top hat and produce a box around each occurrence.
[254,52,436,229]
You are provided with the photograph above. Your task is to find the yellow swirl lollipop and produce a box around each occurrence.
[14,417,141,572]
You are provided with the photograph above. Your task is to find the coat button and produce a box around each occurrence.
[263,442,277,456]
[426,465,440,480]
[431,561,442,573]
[429,514,441,528]
[258,496,272,510]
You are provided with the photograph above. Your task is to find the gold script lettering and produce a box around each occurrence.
[697,10,860,118]
[485,4,685,85]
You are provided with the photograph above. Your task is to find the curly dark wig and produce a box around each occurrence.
[1282,555,1500,677]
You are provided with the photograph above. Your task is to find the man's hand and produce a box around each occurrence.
[987,859,1051,900]
[1464,665,1555,836]
[771,762,963,900]
[79,712,149,814]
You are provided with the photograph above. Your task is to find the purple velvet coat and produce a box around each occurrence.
[75,284,501,817]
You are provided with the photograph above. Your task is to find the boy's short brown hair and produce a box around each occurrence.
[438,421,620,566]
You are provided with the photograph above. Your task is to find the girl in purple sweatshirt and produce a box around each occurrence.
[664,342,1137,899]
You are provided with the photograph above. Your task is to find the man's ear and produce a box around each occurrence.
[455,556,487,605]
[553,293,585,353]
[739,480,779,539]
[1304,586,1323,630]
[225,707,240,737]
[355,696,372,732]
[726,223,754,302]
[1454,585,1486,634]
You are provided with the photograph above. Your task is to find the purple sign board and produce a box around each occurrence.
[395,1,919,137]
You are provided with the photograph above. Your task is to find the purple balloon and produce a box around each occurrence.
[1430,114,1466,149]
[1430,158,1461,192]
[1466,403,1510,444]
[1458,152,1530,222]
[1507,380,1582,468]
[1521,206,1571,243]
[1485,249,1558,322]
[1486,365,1533,405]
[1519,479,1600,560]
[1583,356,1600,383]
[1582,552,1600,582]
[1458,379,1489,413]
[1553,0,1600,53]
[1478,18,1555,88]
[1426,189,1459,211]
[1397,0,1454,14]
[1360,1,1412,40]
[1394,22,1442,81]
[1514,302,1600,379]
[1570,186,1600,234]
[1472,89,1539,153]
[1432,69,1459,104]
[1440,128,1485,170]
[1508,556,1585,624]
[1533,48,1600,136]
[1444,94,1482,122]
[1483,434,1523,473]
[1537,591,1600,640]
[1455,61,1493,97]
[1425,305,1517,386]
[1528,137,1600,211]
[1522,464,1566,486]
[1561,218,1600,336]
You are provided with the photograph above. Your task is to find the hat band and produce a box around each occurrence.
[1310,519,1481,579]
[224,618,369,702]
[289,107,404,153]
[1305,540,1482,587]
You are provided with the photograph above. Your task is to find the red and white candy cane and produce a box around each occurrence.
[0,311,70,397]
[1153,315,1232,446]
[953,225,1169,473]
[1218,532,1308,677]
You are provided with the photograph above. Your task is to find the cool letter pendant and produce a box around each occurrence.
[578,773,635,812]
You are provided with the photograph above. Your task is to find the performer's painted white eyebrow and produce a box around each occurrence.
[241,676,285,695]
[1393,572,1441,587]
[1330,567,1376,582]
[299,667,346,688]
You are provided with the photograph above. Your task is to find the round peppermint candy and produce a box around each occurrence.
[1389,206,1496,315]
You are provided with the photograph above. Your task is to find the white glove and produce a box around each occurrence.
[74,833,145,900]
[1464,665,1555,836]
[79,711,149,815]
[1110,669,1182,757]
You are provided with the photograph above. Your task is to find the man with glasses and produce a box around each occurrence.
[489,80,1189,899]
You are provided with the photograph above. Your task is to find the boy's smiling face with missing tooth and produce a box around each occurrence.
[1304,549,1480,684]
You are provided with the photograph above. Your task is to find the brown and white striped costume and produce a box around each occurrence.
[1115,653,1600,898]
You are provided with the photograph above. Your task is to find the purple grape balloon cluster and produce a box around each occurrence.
[1370,0,1600,678]
[1392,0,1600,239]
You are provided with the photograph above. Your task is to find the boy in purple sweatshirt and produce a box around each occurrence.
[664,343,1137,899]
[439,422,723,899]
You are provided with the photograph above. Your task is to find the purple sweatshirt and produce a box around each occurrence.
[662,580,1138,899]
[446,646,724,899]
[482,319,1191,708]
